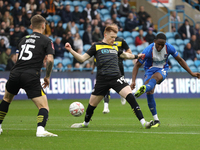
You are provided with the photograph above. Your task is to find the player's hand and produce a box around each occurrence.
[192,72,200,79]
[65,43,72,51]
[42,77,50,89]
[130,81,136,90]
[138,53,145,59]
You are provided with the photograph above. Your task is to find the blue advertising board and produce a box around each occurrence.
[0,71,200,100]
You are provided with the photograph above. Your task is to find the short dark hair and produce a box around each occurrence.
[156,33,166,40]
[104,24,118,34]
[31,14,46,30]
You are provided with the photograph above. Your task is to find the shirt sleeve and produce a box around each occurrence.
[167,43,178,58]
[86,44,96,57]
[138,46,149,64]
[46,40,55,55]
[122,39,129,51]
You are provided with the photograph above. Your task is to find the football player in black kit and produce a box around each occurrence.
[102,34,132,114]
[0,15,57,137]
[65,24,153,129]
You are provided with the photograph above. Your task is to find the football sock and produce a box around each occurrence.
[153,114,159,121]
[126,93,144,120]
[147,94,157,116]
[85,104,96,123]
[37,108,48,127]
[0,100,10,124]
[104,102,108,109]
[145,78,157,92]
[104,91,110,103]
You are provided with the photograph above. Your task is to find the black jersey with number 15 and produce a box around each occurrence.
[11,32,54,74]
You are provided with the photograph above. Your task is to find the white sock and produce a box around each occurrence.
[83,121,89,126]
[104,102,109,109]
[153,114,159,121]
[37,126,45,132]
[0,124,1,129]
[140,118,146,127]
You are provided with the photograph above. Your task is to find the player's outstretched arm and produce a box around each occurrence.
[65,42,90,63]
[120,52,144,59]
[130,61,143,90]
[175,55,200,79]
[43,54,54,88]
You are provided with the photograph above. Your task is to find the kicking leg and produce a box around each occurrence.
[103,90,110,114]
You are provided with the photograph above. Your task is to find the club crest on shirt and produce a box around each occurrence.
[164,54,168,58]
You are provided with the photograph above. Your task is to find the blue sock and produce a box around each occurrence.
[145,78,157,92]
[146,94,157,116]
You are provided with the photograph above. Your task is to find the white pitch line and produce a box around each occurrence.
[4,128,200,135]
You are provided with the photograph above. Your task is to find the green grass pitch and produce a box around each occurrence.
[0,98,200,150]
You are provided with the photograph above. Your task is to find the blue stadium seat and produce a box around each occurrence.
[190,66,198,72]
[123,31,132,38]
[136,45,145,53]
[83,44,91,52]
[100,9,110,15]
[78,6,83,12]
[62,23,67,30]
[124,60,134,67]
[184,39,190,45]
[54,58,62,67]
[129,44,137,52]
[115,2,121,8]
[186,59,195,67]
[70,6,74,12]
[176,39,184,46]
[167,38,176,45]
[79,24,84,30]
[165,32,174,39]
[125,37,134,45]
[62,58,72,66]
[64,52,69,58]
[46,15,53,22]
[198,66,200,72]
[131,31,139,39]
[27,29,33,34]
[179,45,184,53]
[81,1,88,7]
[194,60,200,67]
[106,1,113,7]
[79,30,84,38]
[143,31,147,37]
[172,45,179,51]
[72,1,81,6]
[171,66,181,72]
[64,1,72,6]
[103,14,111,21]
[117,31,123,37]
[197,53,200,60]
[170,59,179,67]
[52,15,61,23]
[120,17,126,24]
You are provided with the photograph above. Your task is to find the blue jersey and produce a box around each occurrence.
[138,42,178,70]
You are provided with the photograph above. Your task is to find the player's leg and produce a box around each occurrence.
[71,95,104,128]
[113,77,153,128]
[32,95,57,137]
[118,60,126,105]
[0,89,15,134]
[103,90,110,114]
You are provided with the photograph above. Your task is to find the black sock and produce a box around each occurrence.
[0,100,10,124]
[104,91,110,103]
[126,94,144,120]
[84,104,96,123]
[37,108,48,127]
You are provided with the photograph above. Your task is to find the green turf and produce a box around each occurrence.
[1,98,200,150]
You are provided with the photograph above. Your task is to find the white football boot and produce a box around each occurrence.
[36,126,58,137]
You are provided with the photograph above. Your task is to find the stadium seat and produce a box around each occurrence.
[184,39,190,45]
[52,15,61,23]
[79,30,84,38]
[117,31,123,37]
[172,45,179,51]
[170,59,179,67]
[179,45,184,53]
[143,31,147,37]
[79,24,84,30]
[46,15,53,22]
[167,38,176,45]
[115,1,121,7]
[64,52,69,58]
[125,37,134,45]
[176,39,184,46]
[120,17,126,24]
[78,6,83,12]
[136,45,145,53]
[70,6,74,12]
[106,1,113,7]
[190,66,198,72]
[186,59,195,67]
[198,66,200,72]
[171,66,181,72]
[27,29,33,34]
[131,31,139,39]
[54,58,62,66]
[124,60,134,67]
[129,44,137,52]
[62,23,67,30]
[62,58,72,66]
[64,1,72,6]
[123,31,132,38]
[83,44,91,52]
[72,1,81,6]
[81,1,88,7]
[180,67,187,72]
[194,60,200,67]
[100,9,110,15]
[165,32,174,39]
[103,14,111,21]
[197,53,200,60]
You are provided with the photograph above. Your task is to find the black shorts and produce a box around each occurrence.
[6,72,45,99]
[92,75,129,96]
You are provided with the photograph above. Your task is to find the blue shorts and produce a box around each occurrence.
[144,67,169,83]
